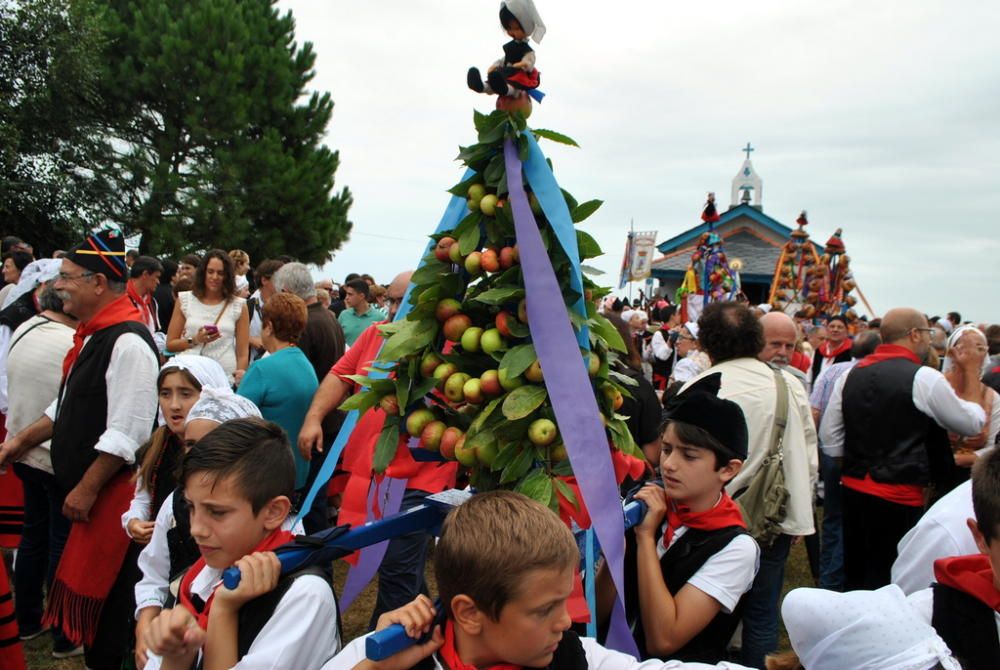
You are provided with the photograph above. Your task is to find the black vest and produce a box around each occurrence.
[622,526,748,663]
[841,358,936,485]
[50,321,157,492]
[931,582,1000,670]
[168,488,202,581]
[149,435,182,516]
[811,345,851,383]
[502,39,534,66]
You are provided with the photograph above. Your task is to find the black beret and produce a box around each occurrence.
[65,229,128,281]
[663,373,748,460]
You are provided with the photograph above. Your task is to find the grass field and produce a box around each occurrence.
[19,538,815,669]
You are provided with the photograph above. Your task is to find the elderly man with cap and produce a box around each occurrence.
[0,228,159,667]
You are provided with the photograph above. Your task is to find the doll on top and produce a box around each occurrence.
[467,0,546,102]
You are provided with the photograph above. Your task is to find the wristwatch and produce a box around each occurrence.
[187,336,194,347]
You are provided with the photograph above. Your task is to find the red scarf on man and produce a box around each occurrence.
[439,619,521,670]
[62,293,144,380]
[43,472,134,645]
[178,528,295,630]
[818,338,852,361]
[662,492,747,550]
[855,343,921,369]
[934,554,1000,611]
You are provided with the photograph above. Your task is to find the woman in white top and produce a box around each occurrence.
[166,249,249,384]
[943,325,1000,469]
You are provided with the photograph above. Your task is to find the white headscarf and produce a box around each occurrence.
[943,324,991,376]
[161,355,230,391]
[782,585,961,670]
[185,387,261,426]
[2,258,61,309]
[501,0,546,42]
[684,321,700,340]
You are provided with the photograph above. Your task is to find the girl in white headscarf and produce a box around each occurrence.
[122,356,230,543]
[943,325,1000,469]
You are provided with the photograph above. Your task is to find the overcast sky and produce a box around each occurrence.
[279,0,1000,322]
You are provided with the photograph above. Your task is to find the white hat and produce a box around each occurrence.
[782,585,961,670]
[161,355,230,391]
[501,0,546,42]
[684,321,699,340]
[186,387,262,426]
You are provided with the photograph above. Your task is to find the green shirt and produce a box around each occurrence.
[338,305,386,345]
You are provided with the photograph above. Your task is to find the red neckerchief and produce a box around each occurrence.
[662,492,747,550]
[934,554,1000,612]
[126,280,156,330]
[62,293,144,380]
[819,338,852,360]
[439,619,521,670]
[178,528,294,630]
[854,343,921,369]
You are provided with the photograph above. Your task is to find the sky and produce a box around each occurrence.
[278,0,1000,322]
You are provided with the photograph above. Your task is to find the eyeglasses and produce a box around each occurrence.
[58,271,95,283]
[387,296,404,308]
[910,327,935,335]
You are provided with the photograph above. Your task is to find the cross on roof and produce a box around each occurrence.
[743,142,754,160]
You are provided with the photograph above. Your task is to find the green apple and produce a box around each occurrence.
[444,372,471,403]
[549,441,568,462]
[498,368,524,391]
[480,328,506,355]
[404,408,435,437]
[585,351,601,377]
[464,251,483,276]
[517,298,528,323]
[602,383,623,410]
[433,362,459,388]
[476,437,499,467]
[528,418,558,446]
[420,420,446,451]
[460,326,484,353]
[463,377,484,404]
[455,436,478,467]
[524,359,544,383]
[480,194,498,216]
[467,184,486,202]
[419,351,443,377]
[449,241,464,264]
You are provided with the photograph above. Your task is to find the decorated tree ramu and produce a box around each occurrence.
[676,192,741,322]
[817,228,859,321]
[769,210,823,317]
[338,107,645,517]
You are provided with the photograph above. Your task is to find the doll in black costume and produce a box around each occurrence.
[467,0,545,102]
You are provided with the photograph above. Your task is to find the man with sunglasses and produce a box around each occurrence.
[820,307,986,591]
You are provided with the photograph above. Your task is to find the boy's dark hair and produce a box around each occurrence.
[948,311,962,326]
[255,258,285,281]
[972,448,1000,543]
[436,490,578,620]
[344,278,370,301]
[1,236,23,254]
[658,419,734,470]
[827,315,848,327]
[159,258,178,285]
[697,301,764,364]
[344,272,360,284]
[985,324,1000,356]
[181,418,295,514]
[130,255,163,279]
[179,253,202,268]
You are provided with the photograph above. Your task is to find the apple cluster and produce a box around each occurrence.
[342,110,644,511]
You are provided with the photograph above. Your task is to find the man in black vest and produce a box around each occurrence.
[0,228,159,667]
[819,307,985,591]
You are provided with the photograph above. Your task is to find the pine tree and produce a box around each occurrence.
[96,0,351,262]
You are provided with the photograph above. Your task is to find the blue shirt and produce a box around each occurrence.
[238,346,318,489]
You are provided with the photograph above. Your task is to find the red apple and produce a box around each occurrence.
[455,435,478,467]
[434,237,456,262]
[435,298,462,323]
[448,241,464,264]
[405,408,435,437]
[498,368,524,391]
[420,420,446,451]
[443,314,473,342]
[528,418,558,446]
[439,427,464,460]
[480,369,503,397]
[480,248,500,273]
[499,246,517,270]
[495,312,516,338]
[379,395,400,416]
[602,384,624,410]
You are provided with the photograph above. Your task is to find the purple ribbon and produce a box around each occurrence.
[341,472,409,609]
[504,140,637,655]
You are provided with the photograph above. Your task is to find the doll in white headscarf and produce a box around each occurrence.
[467,1,546,103]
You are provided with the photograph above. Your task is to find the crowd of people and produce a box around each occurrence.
[0,227,999,670]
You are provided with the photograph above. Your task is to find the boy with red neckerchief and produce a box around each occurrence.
[907,447,1000,669]
[142,418,339,670]
[323,490,752,670]
[599,373,759,664]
